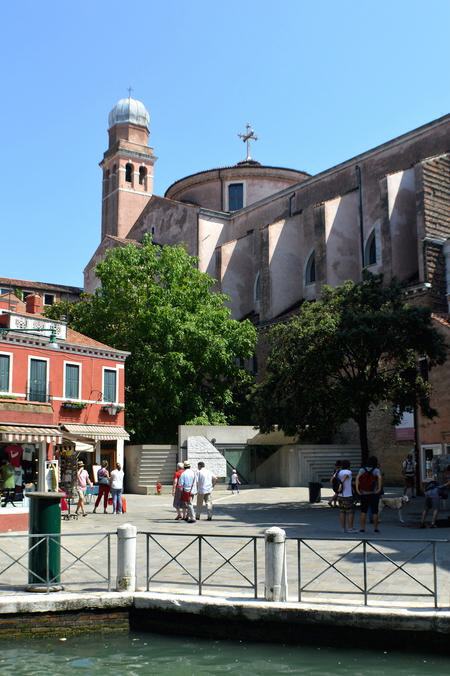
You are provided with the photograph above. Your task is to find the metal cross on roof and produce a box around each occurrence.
[238,123,258,161]
[127,86,134,98]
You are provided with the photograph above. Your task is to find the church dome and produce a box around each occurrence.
[108,97,150,129]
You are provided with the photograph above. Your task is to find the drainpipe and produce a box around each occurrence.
[444,239,450,312]
[355,165,365,273]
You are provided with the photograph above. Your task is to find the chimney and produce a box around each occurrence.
[25,293,44,315]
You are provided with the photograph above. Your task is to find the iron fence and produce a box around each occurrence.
[140,531,263,597]
[0,532,114,593]
[293,537,448,608]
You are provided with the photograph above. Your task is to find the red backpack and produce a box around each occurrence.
[358,467,377,492]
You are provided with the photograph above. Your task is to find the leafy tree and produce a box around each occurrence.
[46,236,256,442]
[253,275,447,463]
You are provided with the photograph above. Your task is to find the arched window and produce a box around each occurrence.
[125,163,133,183]
[139,166,147,186]
[112,164,117,189]
[254,272,261,305]
[305,251,316,285]
[364,229,377,266]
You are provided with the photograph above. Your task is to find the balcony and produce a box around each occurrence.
[26,381,52,404]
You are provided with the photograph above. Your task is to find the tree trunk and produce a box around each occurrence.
[358,410,369,465]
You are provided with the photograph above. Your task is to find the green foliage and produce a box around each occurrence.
[46,236,256,442]
[253,274,447,462]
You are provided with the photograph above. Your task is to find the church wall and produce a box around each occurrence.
[128,199,199,258]
[198,214,227,278]
[387,168,418,282]
[220,233,254,318]
[268,217,302,319]
[419,320,450,448]
[241,177,298,208]
[324,192,361,287]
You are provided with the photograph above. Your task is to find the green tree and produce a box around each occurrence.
[253,275,447,463]
[46,237,256,442]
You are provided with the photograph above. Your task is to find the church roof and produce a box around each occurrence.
[165,162,310,197]
[108,97,150,129]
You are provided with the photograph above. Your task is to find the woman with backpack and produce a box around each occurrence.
[356,456,383,533]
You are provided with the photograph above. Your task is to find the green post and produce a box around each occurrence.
[27,492,63,592]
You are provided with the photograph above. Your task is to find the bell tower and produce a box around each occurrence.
[100,95,156,240]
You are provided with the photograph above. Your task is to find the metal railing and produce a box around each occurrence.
[294,537,445,608]
[141,531,262,597]
[0,532,114,592]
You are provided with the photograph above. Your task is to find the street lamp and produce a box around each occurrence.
[0,326,60,350]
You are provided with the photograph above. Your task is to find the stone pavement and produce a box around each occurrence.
[1,486,450,607]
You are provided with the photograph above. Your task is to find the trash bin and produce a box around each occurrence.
[308,482,322,503]
[27,491,63,592]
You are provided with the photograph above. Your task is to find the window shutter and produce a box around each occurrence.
[0,355,10,391]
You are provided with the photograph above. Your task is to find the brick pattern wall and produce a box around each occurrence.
[0,609,129,638]
[422,154,450,310]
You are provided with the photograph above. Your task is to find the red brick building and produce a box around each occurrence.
[0,293,129,494]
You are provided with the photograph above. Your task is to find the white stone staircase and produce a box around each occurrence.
[126,444,178,494]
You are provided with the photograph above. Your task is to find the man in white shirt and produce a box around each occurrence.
[178,461,197,523]
[337,459,356,534]
[196,461,217,521]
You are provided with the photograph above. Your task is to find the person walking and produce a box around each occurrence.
[336,459,356,533]
[110,462,124,514]
[172,462,186,520]
[178,461,197,523]
[230,468,241,494]
[196,461,217,521]
[402,453,416,498]
[75,461,93,517]
[356,456,383,533]
[420,475,450,528]
[328,459,342,507]
[93,460,110,514]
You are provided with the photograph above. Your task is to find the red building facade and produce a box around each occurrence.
[0,294,129,492]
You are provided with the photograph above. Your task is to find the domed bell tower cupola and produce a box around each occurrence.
[100,94,157,240]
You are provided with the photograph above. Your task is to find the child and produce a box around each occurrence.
[328,459,342,507]
[230,469,241,494]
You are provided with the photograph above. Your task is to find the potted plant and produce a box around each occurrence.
[102,403,124,415]
[61,401,87,410]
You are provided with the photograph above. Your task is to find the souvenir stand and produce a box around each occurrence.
[58,442,79,520]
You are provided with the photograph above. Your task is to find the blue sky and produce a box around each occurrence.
[1,0,449,287]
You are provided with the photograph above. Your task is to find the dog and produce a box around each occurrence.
[378,495,409,523]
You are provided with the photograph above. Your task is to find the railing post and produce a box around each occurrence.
[363,540,368,606]
[264,527,287,601]
[116,524,137,591]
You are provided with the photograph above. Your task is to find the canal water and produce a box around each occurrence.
[1,632,450,675]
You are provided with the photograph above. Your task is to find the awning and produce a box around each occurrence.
[0,425,63,444]
[62,424,130,441]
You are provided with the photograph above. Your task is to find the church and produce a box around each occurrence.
[84,96,450,482]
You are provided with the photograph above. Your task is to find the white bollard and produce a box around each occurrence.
[116,523,137,591]
[264,526,288,601]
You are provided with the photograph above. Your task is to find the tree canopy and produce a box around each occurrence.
[46,237,257,442]
[253,275,447,463]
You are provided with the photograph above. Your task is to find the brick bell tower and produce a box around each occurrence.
[100,94,156,240]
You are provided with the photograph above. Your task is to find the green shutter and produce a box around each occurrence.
[103,369,116,402]
[0,355,10,392]
[65,364,80,399]
[29,359,47,402]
